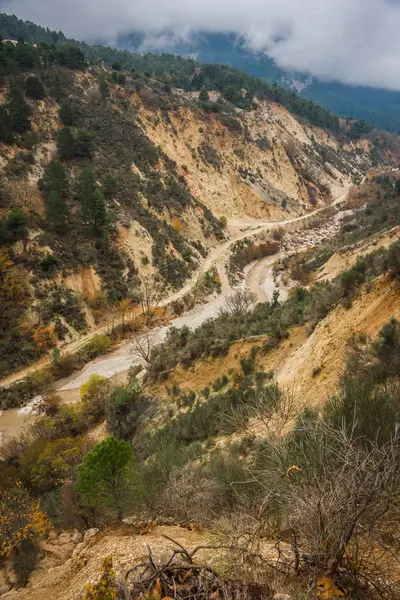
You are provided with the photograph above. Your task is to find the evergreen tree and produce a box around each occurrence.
[111,71,126,85]
[6,208,28,243]
[99,72,109,101]
[74,129,94,158]
[58,45,85,69]
[14,41,36,70]
[77,436,132,520]
[78,168,97,224]
[101,173,117,199]
[25,75,45,99]
[0,106,13,143]
[7,85,30,134]
[78,169,107,234]
[57,127,75,160]
[199,85,209,103]
[59,102,75,126]
[50,71,63,102]
[45,190,69,234]
[91,188,107,232]
[42,161,69,198]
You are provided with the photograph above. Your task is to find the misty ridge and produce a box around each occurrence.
[3,0,400,91]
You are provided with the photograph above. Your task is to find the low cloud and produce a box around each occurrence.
[2,0,400,90]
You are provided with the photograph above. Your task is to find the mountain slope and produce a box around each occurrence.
[1,29,392,380]
[115,30,400,134]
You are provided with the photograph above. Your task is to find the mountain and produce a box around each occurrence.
[2,14,400,132]
[1,15,400,600]
[0,28,386,382]
[115,30,400,134]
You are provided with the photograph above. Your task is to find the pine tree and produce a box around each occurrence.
[99,73,109,101]
[25,76,45,99]
[78,168,97,225]
[101,173,117,199]
[91,189,107,232]
[57,127,75,160]
[77,436,132,520]
[74,129,94,158]
[50,71,63,102]
[199,85,209,103]
[7,85,30,134]
[42,161,69,198]
[59,45,85,69]
[0,106,13,143]
[45,190,70,234]
[59,102,75,126]
[78,169,107,234]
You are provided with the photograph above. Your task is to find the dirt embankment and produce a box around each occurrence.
[158,275,400,406]
[2,524,222,600]
[138,98,359,222]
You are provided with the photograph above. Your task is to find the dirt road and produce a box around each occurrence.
[0,187,350,390]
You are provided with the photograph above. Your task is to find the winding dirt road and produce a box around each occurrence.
[0,187,350,390]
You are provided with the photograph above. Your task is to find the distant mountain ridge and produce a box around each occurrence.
[2,13,400,133]
[114,31,400,134]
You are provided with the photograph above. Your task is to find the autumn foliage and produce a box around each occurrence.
[33,326,57,351]
[0,481,49,558]
[83,556,116,600]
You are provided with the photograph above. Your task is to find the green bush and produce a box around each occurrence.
[25,76,45,99]
[106,379,142,440]
[77,335,111,363]
[12,538,38,586]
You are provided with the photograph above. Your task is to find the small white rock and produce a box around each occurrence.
[84,528,99,542]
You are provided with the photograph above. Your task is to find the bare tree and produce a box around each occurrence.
[220,290,256,317]
[225,385,303,439]
[119,298,133,329]
[130,330,158,364]
[253,422,400,594]
[139,276,162,318]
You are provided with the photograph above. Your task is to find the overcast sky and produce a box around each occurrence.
[2,0,400,90]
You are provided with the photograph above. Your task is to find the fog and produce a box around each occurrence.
[2,0,400,90]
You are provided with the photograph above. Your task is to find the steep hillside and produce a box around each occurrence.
[116,29,400,134]
[1,22,400,600]
[3,15,400,133]
[0,168,400,599]
[0,32,392,380]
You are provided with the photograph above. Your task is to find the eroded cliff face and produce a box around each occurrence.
[136,93,367,223]
[0,66,387,375]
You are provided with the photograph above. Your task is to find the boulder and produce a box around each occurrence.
[83,528,99,542]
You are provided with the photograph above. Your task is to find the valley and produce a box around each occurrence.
[0,18,399,600]
[0,184,353,439]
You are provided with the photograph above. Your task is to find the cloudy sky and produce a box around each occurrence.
[2,0,400,90]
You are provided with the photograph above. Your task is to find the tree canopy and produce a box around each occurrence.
[77,436,133,520]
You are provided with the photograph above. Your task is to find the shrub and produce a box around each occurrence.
[51,353,80,379]
[77,335,111,363]
[12,538,38,586]
[106,379,141,440]
[83,556,116,600]
[80,375,111,423]
[25,76,45,100]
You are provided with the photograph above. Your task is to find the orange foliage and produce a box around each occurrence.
[0,248,13,273]
[0,481,49,558]
[172,217,183,232]
[33,326,57,351]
